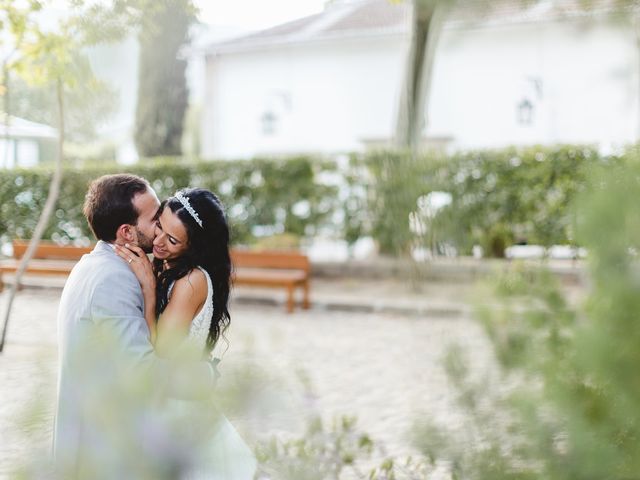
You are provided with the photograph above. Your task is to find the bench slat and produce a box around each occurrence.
[231,250,310,271]
[2,241,311,313]
[234,270,307,286]
[0,259,77,275]
[12,241,92,260]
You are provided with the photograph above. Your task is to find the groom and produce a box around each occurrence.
[53,174,218,478]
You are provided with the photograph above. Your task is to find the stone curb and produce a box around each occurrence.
[311,258,585,284]
[231,293,468,318]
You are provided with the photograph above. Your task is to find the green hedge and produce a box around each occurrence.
[0,146,620,256]
[350,145,609,256]
[0,156,340,246]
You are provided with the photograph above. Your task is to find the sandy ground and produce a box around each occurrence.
[0,287,493,478]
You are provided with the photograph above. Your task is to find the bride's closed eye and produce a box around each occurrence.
[156,220,179,245]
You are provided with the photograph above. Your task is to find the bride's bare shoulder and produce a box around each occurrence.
[172,268,207,300]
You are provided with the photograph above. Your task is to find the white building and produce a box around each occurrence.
[201,0,640,158]
[0,116,57,168]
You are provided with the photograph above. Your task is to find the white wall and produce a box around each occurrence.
[202,16,640,158]
[0,139,40,168]
[202,35,409,158]
[428,17,639,150]
[0,139,16,169]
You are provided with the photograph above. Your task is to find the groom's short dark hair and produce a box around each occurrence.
[83,174,151,242]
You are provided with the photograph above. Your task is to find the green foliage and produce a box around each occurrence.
[352,146,603,256]
[0,156,339,247]
[411,154,640,478]
[255,415,374,479]
[1,0,145,141]
[357,150,439,255]
[9,61,118,142]
[12,0,139,89]
[0,145,620,257]
[256,414,431,479]
[12,324,264,479]
[134,0,194,157]
[444,146,597,254]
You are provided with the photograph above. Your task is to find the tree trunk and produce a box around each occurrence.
[134,0,192,157]
[2,62,11,167]
[633,9,640,141]
[2,27,26,168]
[0,78,64,353]
[395,0,448,151]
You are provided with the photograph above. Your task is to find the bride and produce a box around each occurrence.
[115,187,256,479]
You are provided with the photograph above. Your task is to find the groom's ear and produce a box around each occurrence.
[115,224,136,244]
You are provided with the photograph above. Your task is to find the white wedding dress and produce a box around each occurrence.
[167,266,257,480]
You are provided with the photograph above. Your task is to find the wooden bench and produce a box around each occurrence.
[231,249,311,313]
[0,240,92,290]
[1,241,312,313]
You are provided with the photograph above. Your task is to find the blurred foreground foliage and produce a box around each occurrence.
[0,145,625,255]
[409,156,640,478]
[256,415,433,480]
[14,323,262,479]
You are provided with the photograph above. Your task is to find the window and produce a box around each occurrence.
[261,110,278,136]
[517,98,534,126]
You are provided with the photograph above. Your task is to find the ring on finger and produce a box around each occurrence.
[128,258,133,264]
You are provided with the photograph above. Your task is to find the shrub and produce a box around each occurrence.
[350,145,606,256]
[412,154,640,478]
[0,146,617,258]
[0,156,340,247]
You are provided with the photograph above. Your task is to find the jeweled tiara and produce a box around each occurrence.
[175,191,203,228]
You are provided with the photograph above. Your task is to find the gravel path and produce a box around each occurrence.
[0,288,493,478]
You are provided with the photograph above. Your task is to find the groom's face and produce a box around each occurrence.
[132,188,160,253]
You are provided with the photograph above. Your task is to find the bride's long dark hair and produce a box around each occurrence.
[153,188,232,352]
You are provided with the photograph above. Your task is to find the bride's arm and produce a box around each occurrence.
[114,243,158,344]
[115,246,207,356]
[154,269,207,357]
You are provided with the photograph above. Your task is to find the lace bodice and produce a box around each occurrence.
[167,266,214,352]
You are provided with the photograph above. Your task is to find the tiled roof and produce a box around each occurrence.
[450,0,628,25]
[205,0,629,55]
[323,0,410,33]
[241,13,325,40]
[206,0,410,54]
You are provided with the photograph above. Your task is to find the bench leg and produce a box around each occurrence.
[0,273,21,291]
[302,280,310,309]
[286,285,295,314]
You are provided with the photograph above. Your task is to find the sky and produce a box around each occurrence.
[193,0,327,30]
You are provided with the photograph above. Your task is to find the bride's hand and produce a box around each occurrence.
[115,243,158,345]
[115,243,156,297]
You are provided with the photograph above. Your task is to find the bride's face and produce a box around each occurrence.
[152,207,189,261]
